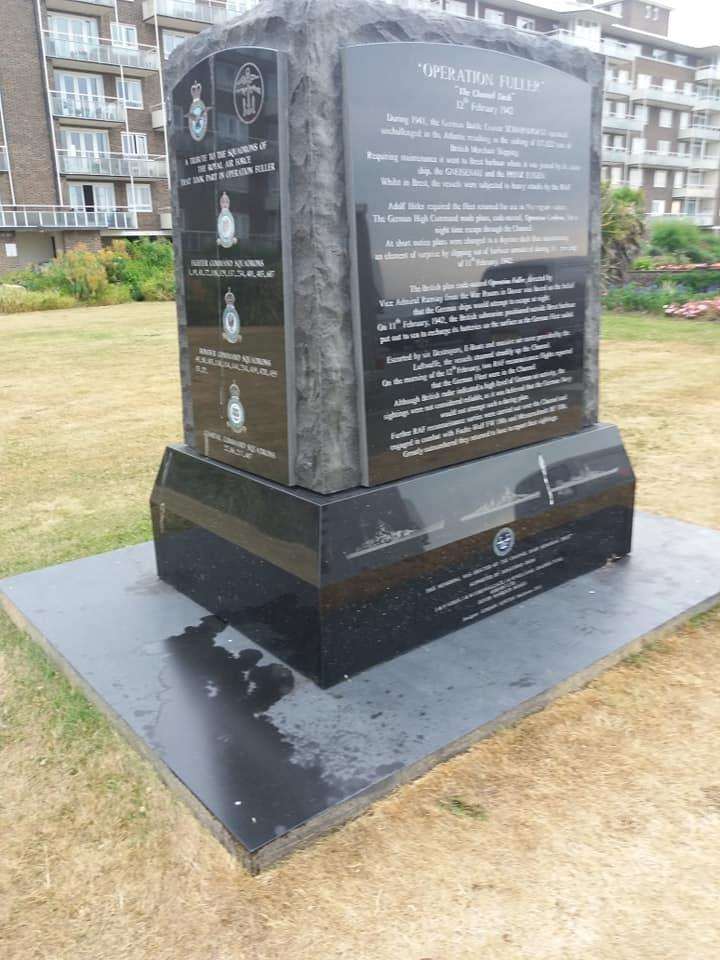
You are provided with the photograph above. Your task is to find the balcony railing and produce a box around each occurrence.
[545,29,633,60]
[631,85,697,108]
[50,90,126,124]
[696,65,720,84]
[44,30,159,73]
[47,0,115,7]
[693,94,720,113]
[631,149,718,170]
[151,102,165,130]
[0,145,8,172]
[0,204,137,230]
[650,212,714,227]
[602,113,644,133]
[678,124,720,142]
[672,184,718,199]
[58,149,167,179]
[605,78,633,97]
[601,146,630,164]
[142,0,254,25]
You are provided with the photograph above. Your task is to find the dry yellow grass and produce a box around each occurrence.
[0,304,719,959]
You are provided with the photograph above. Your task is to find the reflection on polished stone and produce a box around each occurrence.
[152,424,635,686]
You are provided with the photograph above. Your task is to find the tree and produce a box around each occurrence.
[600,183,645,288]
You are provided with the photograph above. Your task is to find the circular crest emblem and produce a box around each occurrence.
[233,63,264,125]
[226,384,246,433]
[222,287,241,344]
[217,192,237,248]
[492,526,515,558]
[188,80,208,142]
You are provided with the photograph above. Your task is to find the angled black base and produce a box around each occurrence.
[151,424,635,686]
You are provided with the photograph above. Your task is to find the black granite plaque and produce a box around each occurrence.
[171,47,294,484]
[342,42,592,486]
[152,424,634,686]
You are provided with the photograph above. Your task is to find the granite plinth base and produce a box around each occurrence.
[151,424,635,687]
[2,513,719,873]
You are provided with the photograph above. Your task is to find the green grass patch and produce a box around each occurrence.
[602,311,720,347]
[439,797,489,820]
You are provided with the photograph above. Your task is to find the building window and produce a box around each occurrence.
[162,29,191,59]
[484,8,504,24]
[653,170,667,188]
[676,54,688,66]
[444,1,468,15]
[631,137,645,154]
[651,200,665,215]
[121,132,148,157]
[517,16,535,31]
[629,168,643,187]
[611,166,623,184]
[637,73,651,89]
[659,109,673,129]
[116,78,143,109]
[675,170,685,188]
[657,139,671,154]
[68,182,116,210]
[662,78,676,93]
[61,127,109,155]
[127,183,153,212]
[110,23,138,49]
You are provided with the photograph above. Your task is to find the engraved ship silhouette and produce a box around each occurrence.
[460,487,541,523]
[346,519,444,560]
[550,463,620,495]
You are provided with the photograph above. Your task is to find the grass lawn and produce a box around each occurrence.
[0,303,719,959]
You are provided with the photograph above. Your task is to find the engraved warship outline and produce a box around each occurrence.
[460,488,541,523]
[550,463,620,495]
[233,63,264,124]
[345,519,445,560]
[187,80,209,142]
[221,287,241,344]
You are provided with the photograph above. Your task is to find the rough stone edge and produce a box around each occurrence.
[164,0,604,492]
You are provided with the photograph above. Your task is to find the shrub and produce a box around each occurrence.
[665,298,720,321]
[0,285,77,314]
[601,183,645,288]
[2,238,175,310]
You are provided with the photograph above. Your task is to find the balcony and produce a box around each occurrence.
[44,31,159,77]
[142,0,254,31]
[545,29,633,61]
[672,184,718,200]
[650,212,714,227]
[58,149,168,179]
[0,145,8,172]
[678,124,720,142]
[630,85,697,109]
[629,149,714,169]
[693,94,720,113]
[50,90,126,126]
[46,0,114,13]
[601,146,630,164]
[151,103,165,131]
[0,204,137,230]
[602,113,644,133]
[605,78,633,98]
[696,65,720,84]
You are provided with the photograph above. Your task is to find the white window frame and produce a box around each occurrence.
[651,199,665,216]
[121,132,148,157]
[659,109,673,129]
[115,77,143,110]
[484,8,504,25]
[629,168,643,187]
[110,22,138,49]
[517,16,535,31]
[653,170,667,188]
[127,183,153,213]
[162,29,191,60]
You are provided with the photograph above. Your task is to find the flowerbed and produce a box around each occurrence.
[664,298,720,321]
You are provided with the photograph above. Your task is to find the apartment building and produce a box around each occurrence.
[0,0,250,273]
[0,0,719,274]
[422,0,720,228]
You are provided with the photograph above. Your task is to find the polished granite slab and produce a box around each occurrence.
[2,512,719,873]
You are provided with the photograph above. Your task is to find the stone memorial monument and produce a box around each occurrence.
[151,0,635,688]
